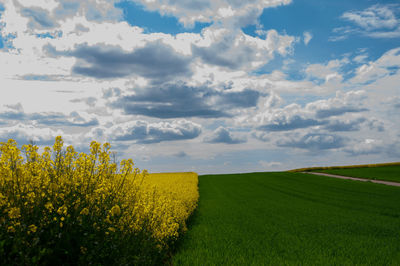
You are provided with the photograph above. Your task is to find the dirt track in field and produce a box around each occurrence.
[303,172,400,187]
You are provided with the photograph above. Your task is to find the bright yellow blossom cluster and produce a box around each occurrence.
[0,137,198,265]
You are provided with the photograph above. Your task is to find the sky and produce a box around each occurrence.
[0,0,399,174]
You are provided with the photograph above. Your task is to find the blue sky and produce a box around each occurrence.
[0,0,399,173]
[246,0,400,80]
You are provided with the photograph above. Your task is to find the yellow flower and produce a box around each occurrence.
[8,207,21,219]
[53,136,64,153]
[28,224,37,234]
[45,202,54,212]
[57,206,68,216]
[80,208,89,216]
[7,226,15,233]
[27,192,35,202]
[110,205,121,216]
[0,192,6,207]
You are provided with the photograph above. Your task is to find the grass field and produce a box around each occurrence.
[173,172,400,265]
[314,165,400,183]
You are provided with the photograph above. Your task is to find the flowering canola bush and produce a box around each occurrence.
[0,137,198,265]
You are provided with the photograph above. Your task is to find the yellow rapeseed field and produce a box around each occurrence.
[0,137,198,264]
[141,173,199,241]
[288,162,400,172]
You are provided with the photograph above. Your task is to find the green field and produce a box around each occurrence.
[313,165,400,183]
[173,172,400,265]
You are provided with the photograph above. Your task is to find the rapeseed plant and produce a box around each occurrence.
[0,137,198,265]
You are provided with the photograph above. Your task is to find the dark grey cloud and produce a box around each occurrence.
[45,41,192,82]
[253,90,370,137]
[32,112,99,127]
[0,103,24,120]
[219,89,260,108]
[40,111,99,127]
[43,44,59,56]
[20,7,57,29]
[204,127,246,144]
[53,1,80,18]
[252,131,269,142]
[111,83,261,118]
[0,106,98,127]
[74,23,90,33]
[192,39,255,70]
[147,127,200,143]
[70,97,97,107]
[258,116,326,132]
[193,44,247,69]
[323,118,366,132]
[89,120,202,144]
[174,151,188,158]
[114,85,225,118]
[0,110,25,120]
[367,119,385,132]
[133,122,201,144]
[103,87,122,98]
[277,133,346,151]
[315,107,368,119]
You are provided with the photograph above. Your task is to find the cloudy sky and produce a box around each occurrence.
[0,0,399,174]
